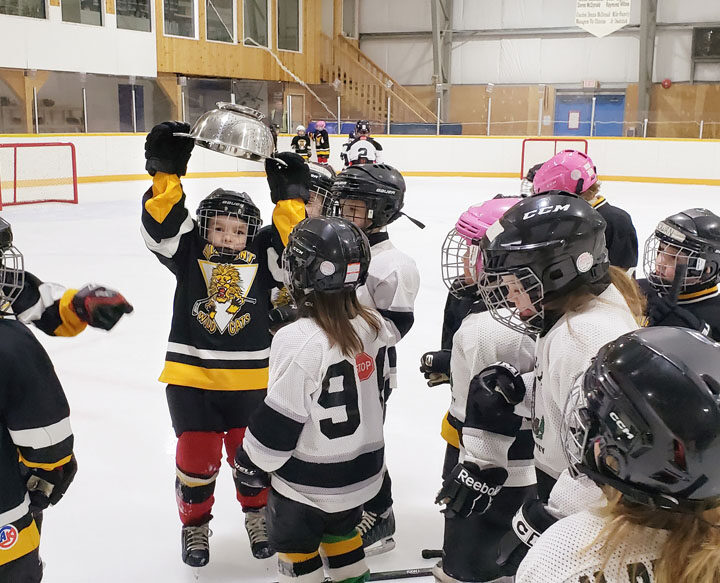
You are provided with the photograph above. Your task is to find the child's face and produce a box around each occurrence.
[206,214,248,252]
[305,191,325,218]
[502,273,538,319]
[297,129,306,136]
[340,198,371,230]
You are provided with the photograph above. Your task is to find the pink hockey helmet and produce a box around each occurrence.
[315,120,326,130]
[532,149,598,195]
[441,196,522,298]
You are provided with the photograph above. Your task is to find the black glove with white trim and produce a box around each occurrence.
[420,349,451,387]
[233,447,269,496]
[435,463,508,518]
[497,498,559,575]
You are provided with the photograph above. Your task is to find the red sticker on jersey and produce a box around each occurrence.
[356,352,375,381]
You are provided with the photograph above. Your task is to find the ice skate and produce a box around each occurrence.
[181,521,211,568]
[357,507,396,557]
[245,507,274,559]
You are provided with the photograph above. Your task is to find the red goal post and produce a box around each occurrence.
[520,138,589,179]
[0,142,78,209]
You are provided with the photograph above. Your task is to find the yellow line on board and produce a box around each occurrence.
[77,171,267,183]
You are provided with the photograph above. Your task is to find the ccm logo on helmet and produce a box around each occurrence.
[523,203,571,220]
[609,411,635,440]
[457,468,501,495]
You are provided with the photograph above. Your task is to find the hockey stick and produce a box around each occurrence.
[421,549,442,559]
[670,262,688,303]
[271,566,433,583]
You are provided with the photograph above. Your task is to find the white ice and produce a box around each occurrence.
[3,176,718,582]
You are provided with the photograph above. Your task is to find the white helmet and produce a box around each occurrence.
[296,125,306,134]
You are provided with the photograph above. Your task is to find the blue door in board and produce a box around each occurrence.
[554,95,593,136]
[594,94,625,137]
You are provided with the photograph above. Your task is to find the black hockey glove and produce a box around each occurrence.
[144,121,194,177]
[497,498,559,576]
[265,152,311,203]
[646,293,708,333]
[24,455,78,510]
[269,304,298,328]
[233,448,270,497]
[436,463,508,518]
[420,350,451,387]
[72,284,134,330]
[465,362,526,435]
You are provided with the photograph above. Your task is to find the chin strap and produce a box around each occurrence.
[401,212,426,229]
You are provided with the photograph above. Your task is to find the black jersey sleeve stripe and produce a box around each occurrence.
[248,403,305,452]
[17,435,74,466]
[165,352,270,370]
[377,309,414,339]
[276,447,384,488]
[508,428,535,461]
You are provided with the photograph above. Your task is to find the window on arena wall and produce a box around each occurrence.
[207,0,233,42]
[342,0,356,38]
[277,0,300,52]
[116,0,151,31]
[61,0,103,25]
[164,0,195,37]
[0,0,45,19]
[243,0,268,47]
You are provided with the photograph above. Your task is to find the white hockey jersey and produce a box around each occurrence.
[244,315,395,513]
[516,510,667,583]
[452,308,536,488]
[357,232,420,345]
[344,137,383,166]
[532,284,639,479]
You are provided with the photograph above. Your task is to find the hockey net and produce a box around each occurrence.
[0,143,78,209]
[520,138,588,179]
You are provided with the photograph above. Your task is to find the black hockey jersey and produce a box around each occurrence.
[290,135,311,159]
[591,196,638,271]
[141,172,276,392]
[312,129,330,157]
[639,278,720,340]
[0,319,74,566]
[7,271,87,337]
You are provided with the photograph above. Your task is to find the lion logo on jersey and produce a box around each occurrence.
[193,263,256,335]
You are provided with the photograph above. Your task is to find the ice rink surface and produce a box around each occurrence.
[3,175,718,582]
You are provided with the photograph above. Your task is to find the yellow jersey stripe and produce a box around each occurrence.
[145,172,184,223]
[273,199,307,246]
[441,412,460,449]
[0,521,40,566]
[53,289,88,337]
[159,361,268,391]
[18,453,73,471]
[678,286,719,301]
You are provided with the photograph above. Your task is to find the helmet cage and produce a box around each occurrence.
[306,185,335,219]
[441,228,480,298]
[197,206,261,260]
[0,244,24,311]
[520,178,534,197]
[478,266,545,336]
[644,231,713,294]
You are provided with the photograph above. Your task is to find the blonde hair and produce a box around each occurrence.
[589,487,720,583]
[582,181,602,202]
[545,266,647,326]
[300,289,381,357]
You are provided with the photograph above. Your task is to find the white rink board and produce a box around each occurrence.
[0,134,718,184]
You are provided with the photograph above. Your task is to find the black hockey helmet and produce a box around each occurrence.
[306,161,337,218]
[0,216,24,311]
[196,189,262,259]
[643,208,720,295]
[331,164,405,231]
[355,120,371,136]
[282,216,371,297]
[563,326,720,512]
[478,193,609,335]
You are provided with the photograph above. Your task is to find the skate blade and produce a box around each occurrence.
[364,537,396,557]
